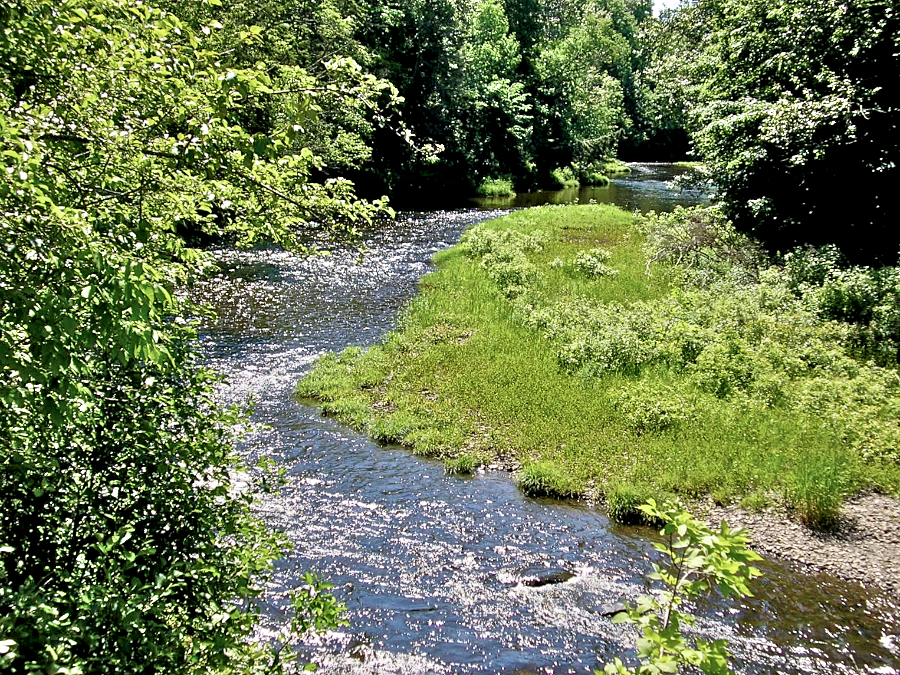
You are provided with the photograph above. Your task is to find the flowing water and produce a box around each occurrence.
[194,165,900,675]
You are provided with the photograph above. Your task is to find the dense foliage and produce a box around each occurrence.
[350,0,653,198]
[654,0,899,262]
[0,0,377,671]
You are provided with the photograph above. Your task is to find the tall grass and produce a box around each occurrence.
[298,204,900,529]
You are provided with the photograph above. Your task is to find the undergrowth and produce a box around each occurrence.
[298,203,900,529]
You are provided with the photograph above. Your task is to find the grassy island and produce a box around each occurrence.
[298,204,900,528]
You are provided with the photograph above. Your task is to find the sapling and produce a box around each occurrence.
[604,500,761,675]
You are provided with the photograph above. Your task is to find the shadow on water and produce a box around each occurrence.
[193,165,899,675]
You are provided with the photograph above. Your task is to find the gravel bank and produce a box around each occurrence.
[700,492,900,598]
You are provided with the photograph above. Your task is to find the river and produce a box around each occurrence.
[193,164,899,675]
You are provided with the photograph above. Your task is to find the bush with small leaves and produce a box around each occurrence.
[461,226,547,297]
[603,500,761,675]
[574,248,619,278]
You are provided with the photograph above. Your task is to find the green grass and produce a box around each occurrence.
[550,166,580,189]
[297,204,899,529]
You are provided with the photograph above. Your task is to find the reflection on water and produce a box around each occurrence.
[471,163,709,213]
[194,166,899,675]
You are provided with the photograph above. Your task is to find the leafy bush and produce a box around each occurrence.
[460,225,547,258]
[574,248,619,277]
[581,171,610,186]
[604,500,761,675]
[781,247,900,365]
[461,225,547,298]
[526,298,661,376]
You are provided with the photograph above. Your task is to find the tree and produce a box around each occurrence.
[686,0,899,263]
[534,1,629,167]
[457,0,533,182]
[0,0,379,671]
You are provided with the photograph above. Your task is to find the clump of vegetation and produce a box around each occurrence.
[636,205,765,282]
[606,484,663,525]
[461,225,548,298]
[785,452,852,529]
[574,248,619,277]
[549,248,618,278]
[550,166,580,188]
[739,491,772,512]
[581,172,611,186]
[603,500,761,675]
[445,453,482,474]
[519,461,581,498]
[594,158,632,175]
[476,177,517,197]
[615,388,697,435]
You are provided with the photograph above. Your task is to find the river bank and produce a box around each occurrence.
[298,203,900,592]
[702,491,900,599]
[473,452,900,600]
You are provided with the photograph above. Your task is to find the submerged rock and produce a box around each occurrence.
[515,565,576,587]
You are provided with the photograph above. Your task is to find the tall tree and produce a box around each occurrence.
[534,0,629,168]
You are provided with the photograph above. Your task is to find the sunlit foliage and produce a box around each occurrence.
[0,0,376,670]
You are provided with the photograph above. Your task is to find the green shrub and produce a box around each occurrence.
[519,461,580,498]
[460,225,547,258]
[573,248,618,277]
[550,166,580,188]
[594,158,631,175]
[476,177,516,197]
[461,225,547,298]
[782,246,900,365]
[581,171,610,186]
[604,501,761,675]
